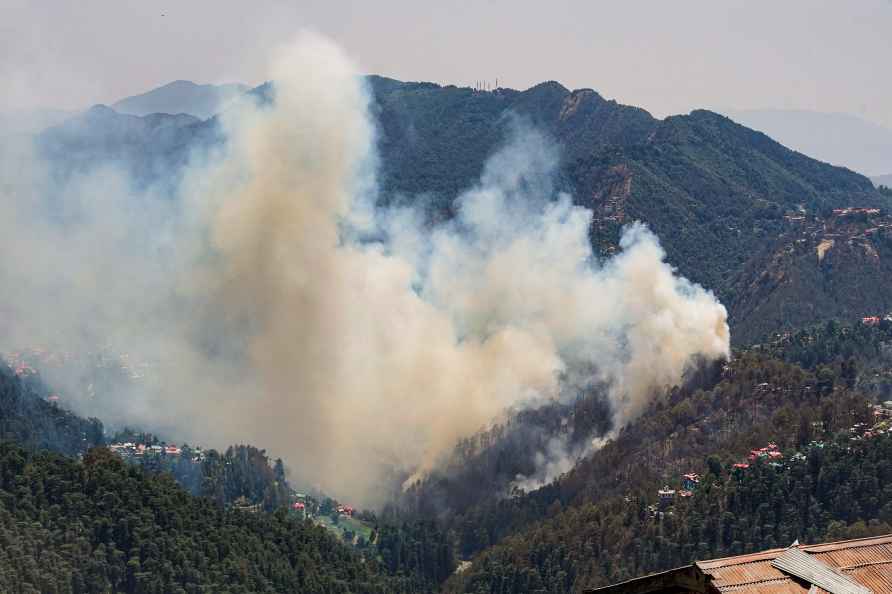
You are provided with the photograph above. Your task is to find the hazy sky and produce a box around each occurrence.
[3,0,891,126]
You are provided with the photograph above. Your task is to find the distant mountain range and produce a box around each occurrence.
[111,80,249,119]
[0,81,247,139]
[33,77,892,344]
[720,108,892,177]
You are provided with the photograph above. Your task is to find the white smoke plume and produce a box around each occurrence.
[0,32,729,506]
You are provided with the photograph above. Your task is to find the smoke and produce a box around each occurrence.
[0,32,729,506]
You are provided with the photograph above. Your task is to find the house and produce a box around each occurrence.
[874,405,892,420]
[232,496,262,514]
[682,473,700,491]
[586,534,892,593]
[862,316,881,326]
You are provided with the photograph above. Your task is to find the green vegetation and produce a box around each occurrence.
[173,444,291,511]
[21,78,892,593]
[0,364,104,456]
[0,442,404,594]
[40,78,892,343]
[446,430,892,593]
[443,353,892,593]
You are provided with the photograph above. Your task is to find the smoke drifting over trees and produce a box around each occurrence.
[0,33,729,505]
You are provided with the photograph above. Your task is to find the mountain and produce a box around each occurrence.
[36,78,892,345]
[720,109,892,176]
[873,173,892,188]
[15,77,892,593]
[112,79,249,119]
[365,78,888,342]
[39,104,209,187]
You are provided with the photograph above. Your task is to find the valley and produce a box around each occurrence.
[2,13,892,593]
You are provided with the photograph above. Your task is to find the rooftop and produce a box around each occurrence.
[586,534,892,593]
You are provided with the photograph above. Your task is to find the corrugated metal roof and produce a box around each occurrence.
[702,559,790,589]
[771,548,870,594]
[696,535,892,593]
[587,535,892,594]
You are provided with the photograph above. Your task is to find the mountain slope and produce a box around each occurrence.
[35,78,892,343]
[721,108,892,177]
[112,80,248,119]
[442,339,892,592]
[38,105,210,187]
[727,209,892,344]
[0,442,399,593]
[367,80,887,341]
[0,362,104,455]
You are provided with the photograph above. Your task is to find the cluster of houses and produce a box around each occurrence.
[874,402,892,420]
[3,346,152,382]
[288,493,355,524]
[861,314,892,326]
[5,347,76,377]
[832,207,881,217]
[730,441,783,471]
[657,472,701,505]
[777,205,892,263]
[107,441,205,462]
[4,350,42,377]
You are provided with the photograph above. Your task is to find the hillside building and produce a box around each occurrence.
[658,486,676,500]
[681,473,700,491]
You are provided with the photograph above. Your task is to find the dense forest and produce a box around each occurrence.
[442,348,892,592]
[131,441,293,512]
[0,361,455,592]
[0,442,406,594]
[0,364,104,456]
[445,428,892,593]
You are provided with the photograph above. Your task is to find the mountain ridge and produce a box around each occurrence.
[34,77,892,345]
[719,108,892,177]
[112,79,249,119]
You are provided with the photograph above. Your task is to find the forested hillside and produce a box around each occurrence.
[0,443,403,594]
[727,208,892,343]
[446,427,892,593]
[442,345,892,593]
[0,362,454,592]
[0,363,103,456]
